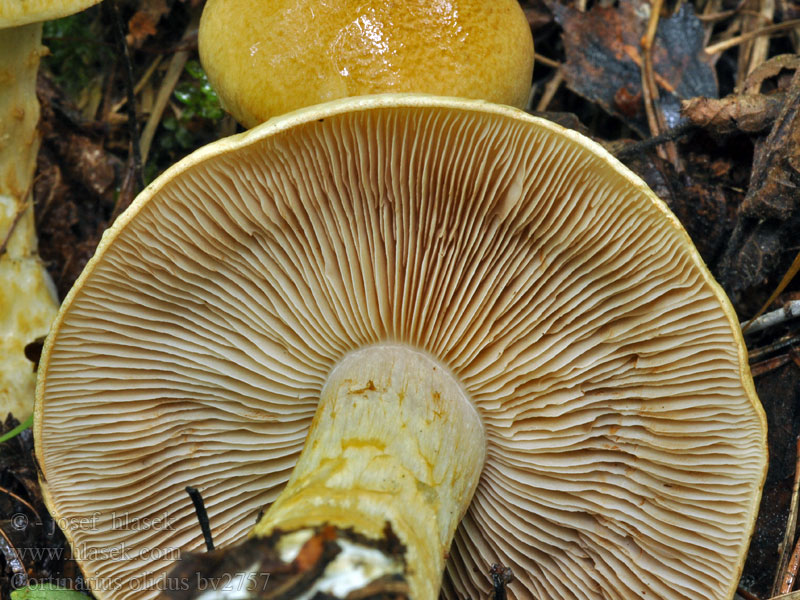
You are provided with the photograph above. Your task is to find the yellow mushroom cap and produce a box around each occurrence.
[0,0,102,27]
[198,0,535,127]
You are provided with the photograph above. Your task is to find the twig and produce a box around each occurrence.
[736,586,762,600]
[705,18,800,54]
[110,55,164,114]
[781,535,800,594]
[0,486,40,523]
[534,53,561,69]
[751,353,792,376]
[640,0,680,165]
[612,120,695,161]
[746,0,775,76]
[748,329,800,363]
[622,46,677,93]
[138,11,199,164]
[697,7,743,22]
[109,0,144,193]
[640,0,665,150]
[536,69,564,112]
[744,248,800,334]
[772,438,800,596]
[186,486,215,551]
[741,301,800,335]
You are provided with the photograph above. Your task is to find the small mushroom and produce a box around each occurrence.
[35,96,767,600]
[198,0,535,127]
[0,0,102,419]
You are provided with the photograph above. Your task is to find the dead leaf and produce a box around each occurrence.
[743,54,800,94]
[126,0,169,47]
[550,0,718,135]
[127,11,157,45]
[718,68,800,315]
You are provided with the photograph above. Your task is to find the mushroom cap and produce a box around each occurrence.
[35,95,767,600]
[198,0,534,127]
[0,0,102,28]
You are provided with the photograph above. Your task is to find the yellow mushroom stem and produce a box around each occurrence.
[183,345,486,600]
[0,23,59,421]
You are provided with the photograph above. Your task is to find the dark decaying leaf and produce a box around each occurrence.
[628,154,731,263]
[718,68,800,316]
[1,417,85,599]
[551,0,717,135]
[126,0,170,47]
[35,74,118,299]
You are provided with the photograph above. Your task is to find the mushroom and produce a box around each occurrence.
[35,95,767,600]
[198,0,534,127]
[0,0,102,420]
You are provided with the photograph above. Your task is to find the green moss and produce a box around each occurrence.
[174,60,223,121]
[42,11,111,100]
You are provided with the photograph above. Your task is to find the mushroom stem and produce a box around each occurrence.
[181,345,485,599]
[0,24,58,420]
[254,345,485,598]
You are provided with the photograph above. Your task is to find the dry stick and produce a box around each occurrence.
[737,587,762,600]
[705,18,800,53]
[740,70,800,333]
[698,6,742,22]
[772,437,800,596]
[138,47,191,165]
[613,118,695,161]
[744,248,800,334]
[138,9,199,165]
[534,53,562,69]
[750,353,792,377]
[781,536,800,594]
[640,0,663,144]
[622,45,677,92]
[109,0,143,193]
[640,0,680,165]
[747,327,800,362]
[742,302,800,338]
[746,0,775,77]
[737,0,763,85]
[535,69,564,112]
[701,0,725,48]
[110,55,164,114]
[0,486,40,523]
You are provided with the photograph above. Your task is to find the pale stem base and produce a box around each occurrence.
[0,24,58,420]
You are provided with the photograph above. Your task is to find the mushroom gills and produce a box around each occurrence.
[169,344,485,600]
